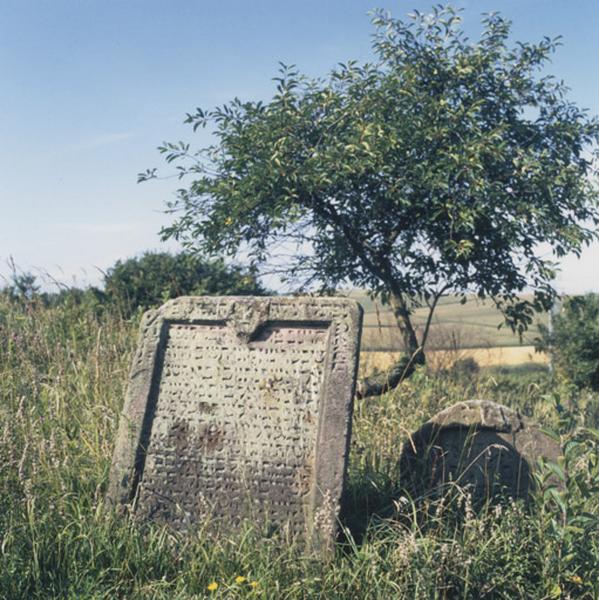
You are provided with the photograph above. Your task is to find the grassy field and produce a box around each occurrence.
[1,297,598,599]
[347,290,548,351]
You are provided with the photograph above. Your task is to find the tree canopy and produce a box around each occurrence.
[141,6,599,395]
[536,294,599,391]
[104,252,266,317]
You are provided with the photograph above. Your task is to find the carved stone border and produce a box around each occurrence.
[107,296,362,549]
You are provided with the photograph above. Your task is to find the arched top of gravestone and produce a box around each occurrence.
[427,400,525,434]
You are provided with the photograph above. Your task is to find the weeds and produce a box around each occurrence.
[1,297,598,598]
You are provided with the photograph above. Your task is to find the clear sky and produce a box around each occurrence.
[1,0,598,292]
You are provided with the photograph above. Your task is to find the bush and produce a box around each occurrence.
[0,270,40,303]
[536,294,599,390]
[103,252,267,317]
[452,356,480,377]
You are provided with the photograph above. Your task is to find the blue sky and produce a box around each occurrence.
[1,0,598,292]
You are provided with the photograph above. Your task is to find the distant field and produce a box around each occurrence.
[360,346,548,376]
[346,290,548,352]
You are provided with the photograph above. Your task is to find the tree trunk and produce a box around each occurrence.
[388,289,422,360]
[356,289,424,399]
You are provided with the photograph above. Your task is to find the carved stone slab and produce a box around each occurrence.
[107,296,362,548]
[400,400,562,505]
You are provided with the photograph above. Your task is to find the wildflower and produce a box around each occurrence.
[250,581,259,589]
[569,575,583,585]
[235,575,246,584]
[207,581,218,592]
[224,217,233,225]
[549,583,561,598]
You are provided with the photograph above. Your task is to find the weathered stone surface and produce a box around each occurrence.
[107,296,362,548]
[400,400,562,504]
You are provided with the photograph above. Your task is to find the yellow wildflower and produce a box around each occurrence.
[235,575,246,584]
[207,581,218,592]
[569,575,583,585]
[224,217,233,225]
[250,581,259,588]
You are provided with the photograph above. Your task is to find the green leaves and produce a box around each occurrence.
[146,5,599,343]
[103,252,267,317]
[536,294,599,390]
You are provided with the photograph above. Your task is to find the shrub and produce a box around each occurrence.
[536,294,599,390]
[103,252,267,317]
[0,270,40,303]
[452,356,480,377]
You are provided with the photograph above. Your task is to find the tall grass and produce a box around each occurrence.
[1,297,598,599]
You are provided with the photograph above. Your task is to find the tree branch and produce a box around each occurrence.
[420,284,451,351]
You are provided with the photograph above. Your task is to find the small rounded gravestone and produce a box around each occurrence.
[399,400,561,504]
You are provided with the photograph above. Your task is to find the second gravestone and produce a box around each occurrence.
[399,400,562,505]
[107,296,362,549]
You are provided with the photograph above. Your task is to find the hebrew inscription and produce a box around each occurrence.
[108,297,362,548]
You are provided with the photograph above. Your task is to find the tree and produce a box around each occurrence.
[141,6,599,397]
[1,272,40,303]
[104,251,267,317]
[536,294,599,390]
[1,258,41,303]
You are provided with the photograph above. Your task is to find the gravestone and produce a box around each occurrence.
[107,296,362,548]
[399,400,562,505]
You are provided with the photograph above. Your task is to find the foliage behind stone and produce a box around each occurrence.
[102,251,267,317]
[537,293,599,390]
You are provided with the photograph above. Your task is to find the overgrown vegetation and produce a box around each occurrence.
[537,293,599,391]
[0,251,265,319]
[1,296,598,599]
[103,252,267,317]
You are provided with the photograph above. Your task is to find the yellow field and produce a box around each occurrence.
[359,345,548,376]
